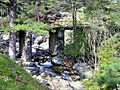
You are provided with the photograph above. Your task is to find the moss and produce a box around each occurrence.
[0,53,49,90]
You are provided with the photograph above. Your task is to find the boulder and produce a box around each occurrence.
[32,36,48,51]
[40,38,49,50]
[52,54,64,65]
[3,34,9,40]
[48,79,73,90]
[34,35,46,45]
[59,12,69,17]
[73,63,93,78]
[69,81,83,90]
[32,33,39,44]
[33,50,51,62]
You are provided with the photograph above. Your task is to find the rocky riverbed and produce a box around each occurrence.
[22,61,83,90]
[0,33,93,90]
[20,60,93,90]
[16,50,93,90]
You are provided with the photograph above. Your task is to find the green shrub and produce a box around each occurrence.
[0,53,48,90]
[63,30,90,60]
[83,33,120,90]
[95,62,120,90]
[98,33,120,65]
[95,33,120,89]
[82,78,100,90]
[82,62,120,90]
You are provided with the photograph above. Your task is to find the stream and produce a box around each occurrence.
[22,60,83,90]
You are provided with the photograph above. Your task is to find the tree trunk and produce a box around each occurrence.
[72,0,77,62]
[72,0,75,39]
[74,0,77,37]
[72,0,77,42]
[9,0,17,60]
[21,32,32,62]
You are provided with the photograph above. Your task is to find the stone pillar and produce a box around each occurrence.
[21,32,32,62]
[57,30,64,53]
[49,31,58,56]
[49,30,64,56]
[19,31,25,57]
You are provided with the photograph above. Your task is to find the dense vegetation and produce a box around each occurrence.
[0,53,48,90]
[82,33,120,90]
